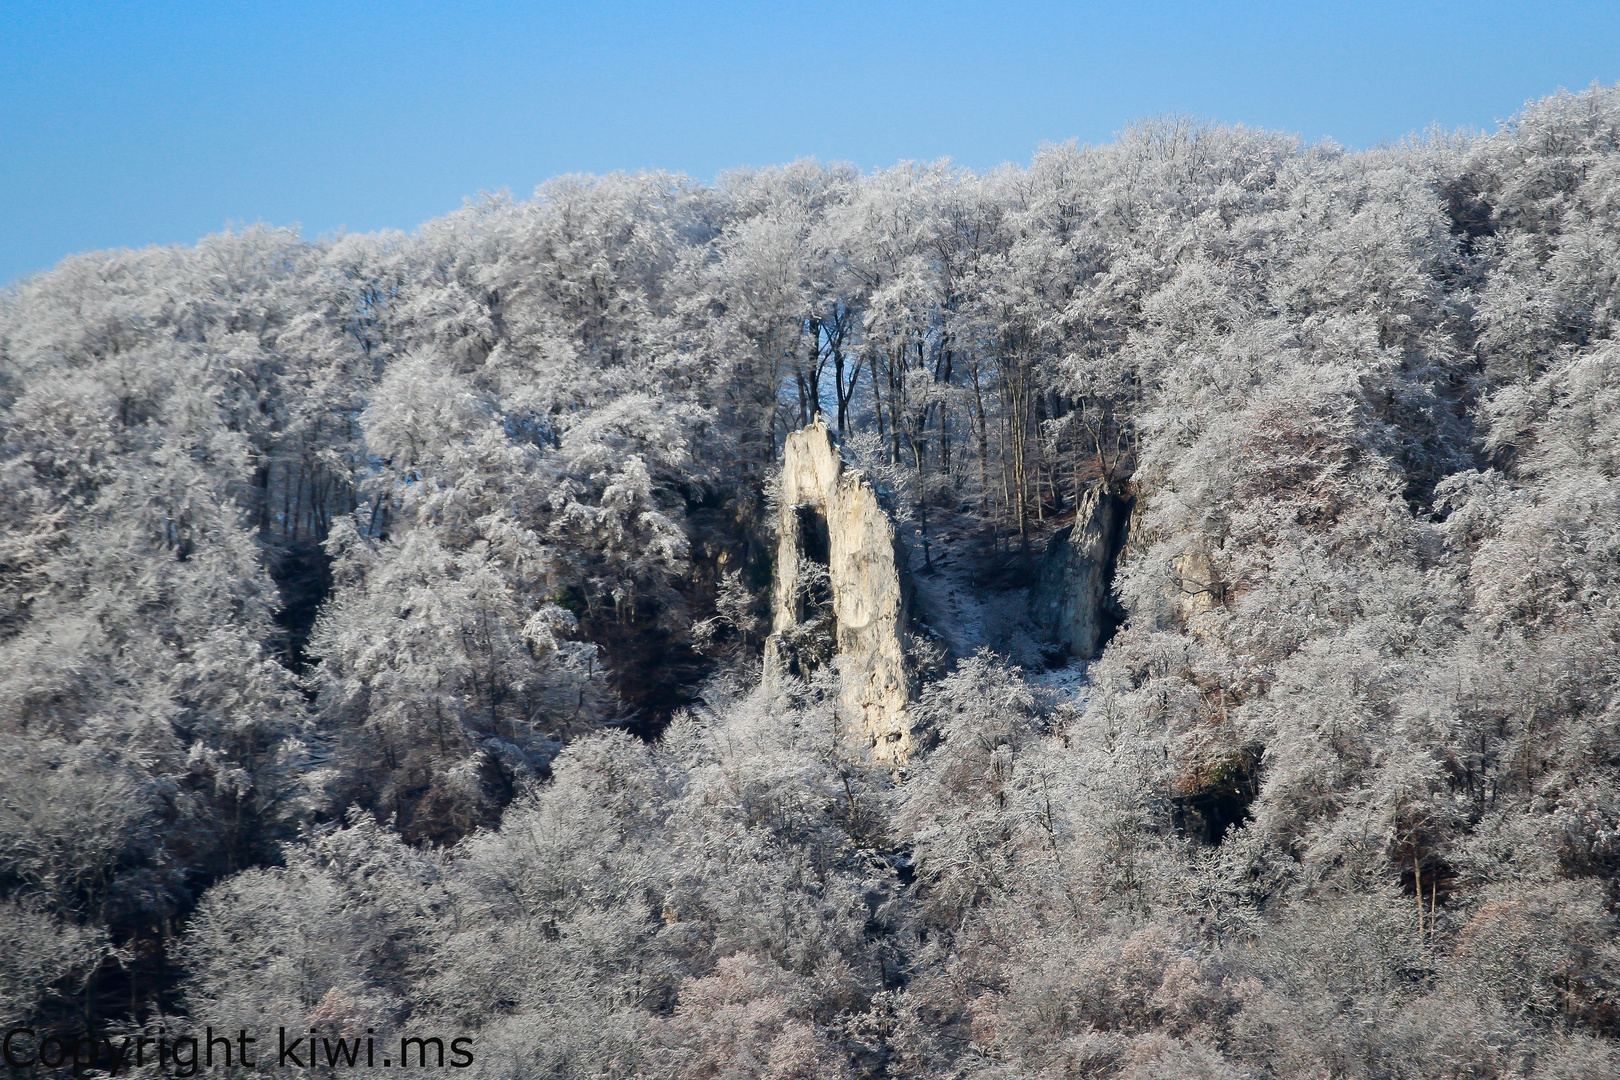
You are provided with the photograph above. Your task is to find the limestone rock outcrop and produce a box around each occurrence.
[1171,548,1223,622]
[1030,482,1131,660]
[764,421,913,763]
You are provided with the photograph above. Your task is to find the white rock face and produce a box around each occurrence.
[765,421,913,763]
[1171,548,1222,622]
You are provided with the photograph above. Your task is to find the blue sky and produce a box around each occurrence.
[3,0,1617,285]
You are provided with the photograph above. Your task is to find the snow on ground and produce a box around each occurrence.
[904,516,1048,668]
[1026,659,1092,708]
[899,513,1095,709]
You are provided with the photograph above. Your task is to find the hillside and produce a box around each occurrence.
[3,85,1620,1079]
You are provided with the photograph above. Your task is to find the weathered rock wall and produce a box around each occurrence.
[1030,483,1131,660]
[765,421,914,762]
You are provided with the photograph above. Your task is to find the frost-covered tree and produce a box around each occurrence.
[7,81,1620,1077]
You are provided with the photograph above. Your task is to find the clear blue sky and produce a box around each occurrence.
[4,1,1618,285]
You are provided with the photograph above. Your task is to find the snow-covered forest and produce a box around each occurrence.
[4,84,1620,1078]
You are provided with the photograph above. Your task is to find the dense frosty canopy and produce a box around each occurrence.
[4,85,1620,1079]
